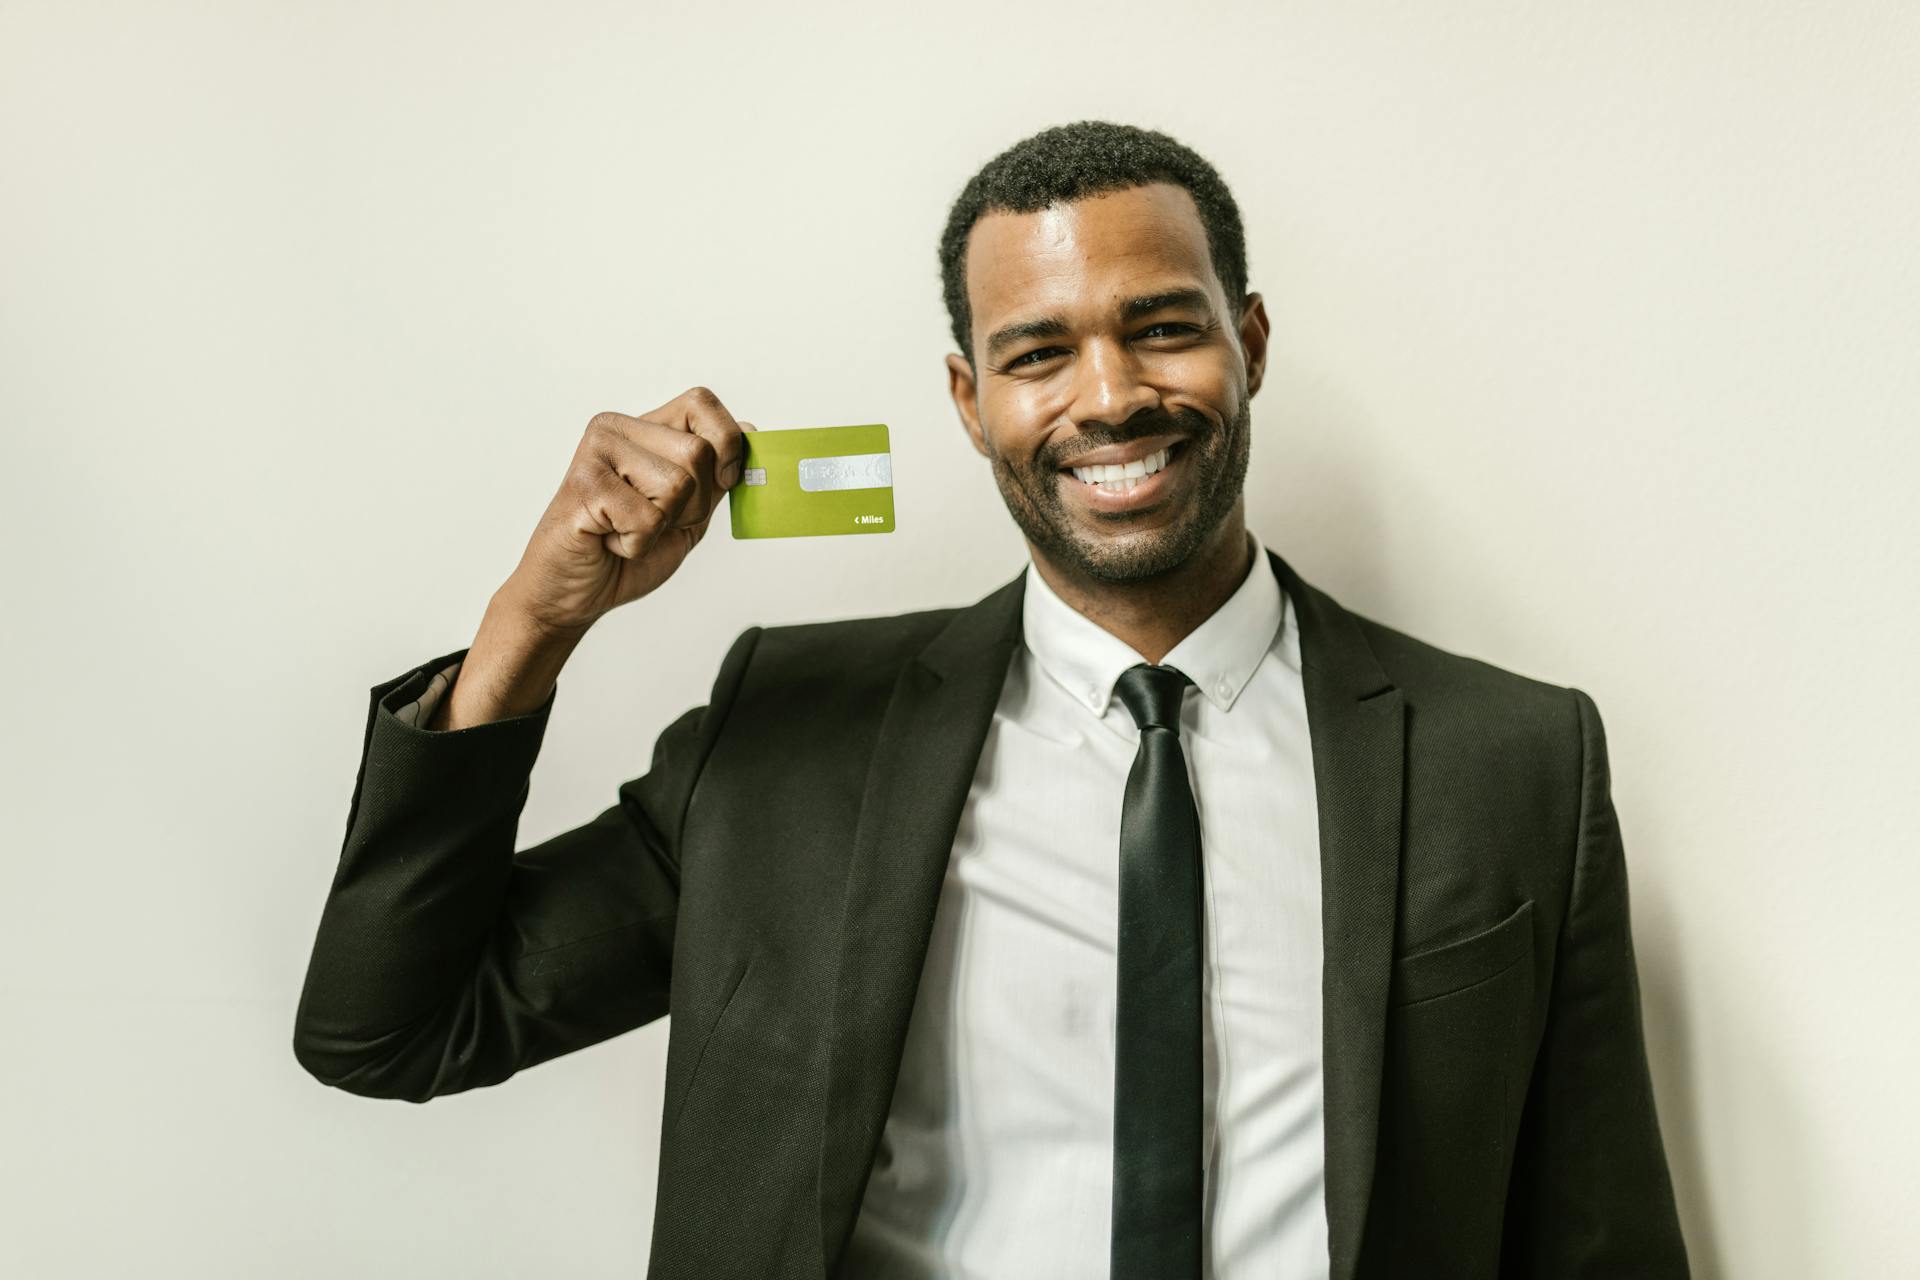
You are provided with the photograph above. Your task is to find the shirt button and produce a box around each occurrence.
[1214,678,1233,701]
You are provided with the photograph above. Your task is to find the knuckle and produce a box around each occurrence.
[683,433,717,469]
[565,457,600,492]
[586,411,623,435]
[684,385,716,405]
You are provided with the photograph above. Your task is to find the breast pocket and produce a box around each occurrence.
[1376,897,1539,1263]
[1391,898,1535,1007]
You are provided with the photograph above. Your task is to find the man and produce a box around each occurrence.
[294,120,1689,1278]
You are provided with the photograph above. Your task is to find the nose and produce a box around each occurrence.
[1065,335,1161,433]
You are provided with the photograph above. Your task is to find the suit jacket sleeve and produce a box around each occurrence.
[291,626,763,1102]
[1499,687,1690,1276]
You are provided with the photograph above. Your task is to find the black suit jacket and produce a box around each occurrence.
[294,547,1689,1278]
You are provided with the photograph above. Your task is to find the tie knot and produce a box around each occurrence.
[1113,663,1192,731]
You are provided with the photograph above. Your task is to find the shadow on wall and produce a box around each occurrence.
[1637,881,1770,1280]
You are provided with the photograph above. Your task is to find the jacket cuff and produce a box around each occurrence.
[373,646,557,737]
[332,647,557,864]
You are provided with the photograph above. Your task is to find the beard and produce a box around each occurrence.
[984,395,1251,583]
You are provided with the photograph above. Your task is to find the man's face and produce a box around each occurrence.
[947,182,1268,583]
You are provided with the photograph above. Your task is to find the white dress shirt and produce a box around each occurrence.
[842,532,1328,1279]
[394,533,1328,1278]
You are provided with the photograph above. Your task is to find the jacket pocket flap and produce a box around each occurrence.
[1392,898,1535,1005]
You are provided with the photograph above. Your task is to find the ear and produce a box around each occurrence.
[1237,291,1271,399]
[946,352,990,458]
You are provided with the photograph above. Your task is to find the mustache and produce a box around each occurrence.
[1043,407,1215,470]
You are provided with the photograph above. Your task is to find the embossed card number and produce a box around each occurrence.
[797,452,893,492]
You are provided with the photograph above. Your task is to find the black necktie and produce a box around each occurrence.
[1110,663,1204,1280]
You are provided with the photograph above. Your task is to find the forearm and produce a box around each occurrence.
[430,588,590,731]
[292,624,761,1104]
[292,648,558,1098]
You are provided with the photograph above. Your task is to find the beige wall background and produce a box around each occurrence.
[3,1,1914,1275]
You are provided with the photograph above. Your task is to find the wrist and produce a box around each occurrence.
[486,583,595,651]
[435,592,587,730]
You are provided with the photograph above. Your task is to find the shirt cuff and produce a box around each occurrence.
[391,657,464,729]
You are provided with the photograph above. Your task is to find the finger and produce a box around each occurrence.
[570,451,670,560]
[642,386,748,494]
[607,515,702,564]
[681,388,747,490]
[618,417,729,527]
[736,421,758,492]
[583,415,702,529]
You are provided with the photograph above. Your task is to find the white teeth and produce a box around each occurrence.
[1070,445,1172,487]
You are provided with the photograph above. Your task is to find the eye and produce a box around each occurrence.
[1005,346,1064,370]
[1001,324,1199,373]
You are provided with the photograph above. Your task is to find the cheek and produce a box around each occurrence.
[1145,351,1236,412]
[991,378,1066,426]
[978,391,1059,464]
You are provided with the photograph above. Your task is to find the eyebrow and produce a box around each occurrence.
[982,287,1216,363]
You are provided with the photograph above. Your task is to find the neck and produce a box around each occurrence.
[1029,504,1254,664]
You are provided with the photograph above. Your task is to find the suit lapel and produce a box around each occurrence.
[1267,548,1406,1280]
[812,550,1405,1280]
[815,567,1028,1271]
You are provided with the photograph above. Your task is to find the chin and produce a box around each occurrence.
[1052,521,1213,583]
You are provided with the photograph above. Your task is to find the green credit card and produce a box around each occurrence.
[728,423,895,539]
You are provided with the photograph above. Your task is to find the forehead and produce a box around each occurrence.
[964,183,1218,333]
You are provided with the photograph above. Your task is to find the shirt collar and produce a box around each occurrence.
[1020,532,1286,717]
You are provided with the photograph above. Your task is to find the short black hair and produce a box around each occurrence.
[938,120,1250,366]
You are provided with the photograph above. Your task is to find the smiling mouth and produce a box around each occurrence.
[1059,440,1184,497]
